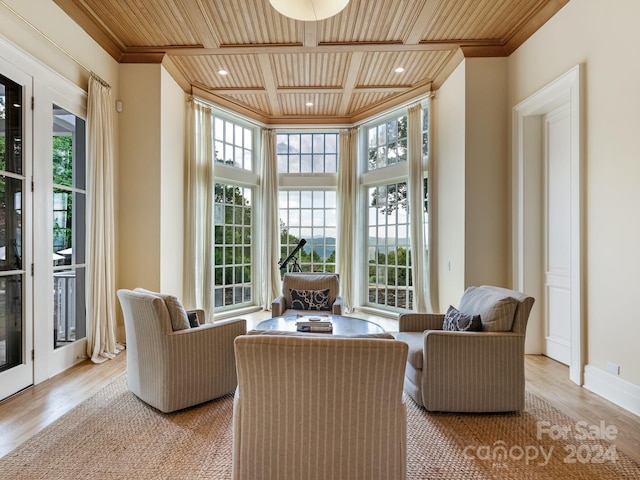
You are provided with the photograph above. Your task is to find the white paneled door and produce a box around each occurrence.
[543,104,571,365]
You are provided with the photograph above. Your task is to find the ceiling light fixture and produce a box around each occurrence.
[394,67,405,73]
[306,102,314,107]
[218,69,228,75]
[269,0,350,21]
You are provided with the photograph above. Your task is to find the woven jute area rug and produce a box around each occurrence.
[1,374,638,479]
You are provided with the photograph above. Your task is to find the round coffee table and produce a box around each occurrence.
[255,314,385,336]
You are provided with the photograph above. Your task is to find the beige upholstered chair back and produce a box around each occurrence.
[117,289,175,398]
[282,272,339,308]
[469,285,535,335]
[232,335,408,480]
[117,289,246,413]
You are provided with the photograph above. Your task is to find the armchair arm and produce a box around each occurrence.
[272,295,286,317]
[332,295,343,315]
[165,318,247,382]
[399,313,445,332]
[149,318,246,412]
[166,318,247,357]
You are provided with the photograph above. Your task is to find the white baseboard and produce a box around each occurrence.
[583,365,640,417]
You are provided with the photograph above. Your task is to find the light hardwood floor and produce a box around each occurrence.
[1,310,639,466]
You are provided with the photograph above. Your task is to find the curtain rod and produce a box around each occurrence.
[90,72,111,89]
[0,0,110,88]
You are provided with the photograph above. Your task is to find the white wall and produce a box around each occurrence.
[434,57,510,309]
[160,67,186,296]
[464,57,509,289]
[118,64,186,300]
[434,61,466,309]
[118,65,162,293]
[509,0,640,410]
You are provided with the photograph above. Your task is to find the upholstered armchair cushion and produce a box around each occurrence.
[117,289,247,413]
[271,272,342,317]
[397,285,535,412]
[457,286,519,332]
[232,335,408,480]
[133,287,190,331]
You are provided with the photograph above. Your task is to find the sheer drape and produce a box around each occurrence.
[183,99,216,320]
[86,75,121,363]
[337,128,358,312]
[408,103,430,312]
[426,95,439,312]
[259,129,282,309]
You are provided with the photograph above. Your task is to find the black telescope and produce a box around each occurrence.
[279,238,306,271]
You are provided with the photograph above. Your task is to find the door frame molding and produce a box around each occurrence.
[512,64,584,384]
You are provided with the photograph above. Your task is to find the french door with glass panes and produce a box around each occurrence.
[0,49,87,401]
[0,63,33,400]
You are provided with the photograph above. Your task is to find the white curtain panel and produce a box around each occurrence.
[183,99,216,320]
[86,75,121,363]
[337,128,358,312]
[259,129,282,309]
[407,103,430,313]
[426,96,439,312]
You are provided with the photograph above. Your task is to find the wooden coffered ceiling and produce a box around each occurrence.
[54,0,569,124]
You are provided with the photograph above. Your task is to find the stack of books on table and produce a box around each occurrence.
[295,315,333,333]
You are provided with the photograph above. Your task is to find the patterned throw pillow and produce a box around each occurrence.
[442,305,482,332]
[290,288,331,311]
[187,311,200,328]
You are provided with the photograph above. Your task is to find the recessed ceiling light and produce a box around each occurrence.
[218,69,228,75]
[394,67,405,73]
[306,102,314,107]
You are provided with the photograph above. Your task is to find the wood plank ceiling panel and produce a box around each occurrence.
[271,52,349,88]
[422,0,549,42]
[356,50,453,88]
[199,0,303,45]
[218,94,273,116]
[170,55,264,89]
[79,0,201,46]
[53,0,570,123]
[320,0,425,43]
[279,93,342,118]
[348,91,401,116]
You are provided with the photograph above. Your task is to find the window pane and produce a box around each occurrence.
[0,176,22,272]
[300,154,312,173]
[52,105,86,348]
[0,75,24,372]
[366,115,412,171]
[54,267,86,348]
[213,182,253,309]
[279,190,337,273]
[276,132,338,174]
[0,74,23,175]
[213,117,254,171]
[313,134,324,152]
[366,182,412,310]
[0,274,22,371]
